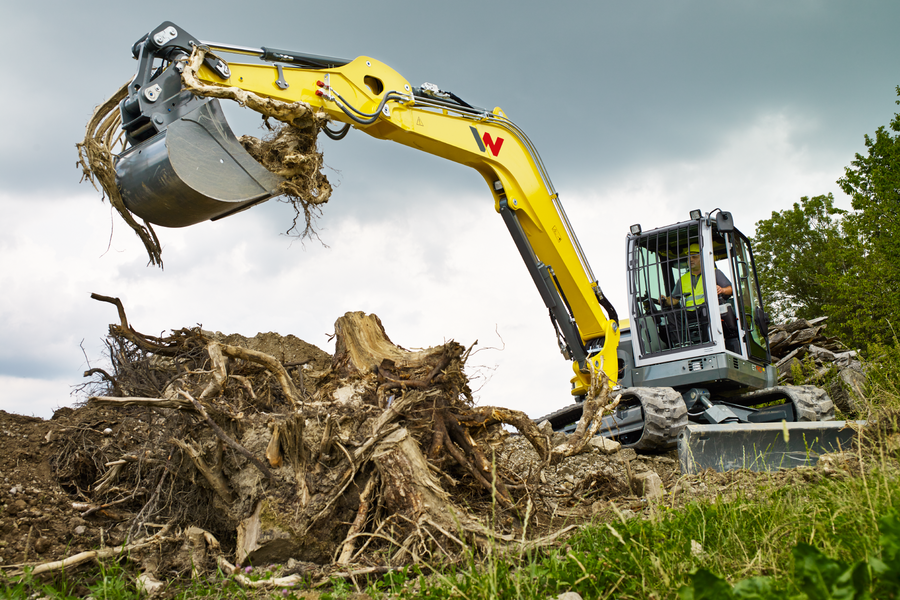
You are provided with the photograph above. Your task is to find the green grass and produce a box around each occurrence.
[368,443,900,600]
[4,457,900,600]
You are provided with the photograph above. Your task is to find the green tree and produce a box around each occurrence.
[752,194,858,324]
[753,86,900,351]
[837,85,900,344]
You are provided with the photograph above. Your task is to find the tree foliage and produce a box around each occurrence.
[753,86,900,351]
[753,194,856,323]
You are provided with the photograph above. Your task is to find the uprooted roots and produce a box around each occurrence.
[47,294,619,583]
[76,45,333,267]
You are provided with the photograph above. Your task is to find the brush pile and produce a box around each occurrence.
[768,316,867,416]
[29,294,623,588]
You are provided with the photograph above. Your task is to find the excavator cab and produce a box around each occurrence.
[624,209,772,390]
[582,209,837,451]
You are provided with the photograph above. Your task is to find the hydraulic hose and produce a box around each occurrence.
[322,123,351,140]
[331,90,407,125]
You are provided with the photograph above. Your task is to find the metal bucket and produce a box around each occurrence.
[115,99,284,228]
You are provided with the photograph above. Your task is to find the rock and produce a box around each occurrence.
[809,344,837,363]
[615,448,637,462]
[74,525,87,535]
[33,537,50,554]
[673,481,695,497]
[834,351,859,368]
[633,471,663,500]
[7,499,26,515]
[136,572,165,596]
[588,436,621,455]
[554,593,583,600]
[828,366,867,416]
[69,516,87,529]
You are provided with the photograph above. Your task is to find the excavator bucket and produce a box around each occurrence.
[115,99,284,228]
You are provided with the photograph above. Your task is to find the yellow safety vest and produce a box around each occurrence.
[679,272,705,308]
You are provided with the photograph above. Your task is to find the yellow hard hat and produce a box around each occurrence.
[682,243,701,256]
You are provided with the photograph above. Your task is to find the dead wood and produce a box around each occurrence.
[337,474,377,564]
[171,438,235,505]
[179,389,275,481]
[181,46,333,240]
[76,84,163,267]
[216,341,305,407]
[73,302,623,579]
[88,396,196,411]
[11,525,174,577]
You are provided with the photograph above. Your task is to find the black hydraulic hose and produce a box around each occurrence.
[446,91,474,109]
[322,122,351,140]
[332,92,406,125]
[333,101,384,125]
[332,89,405,119]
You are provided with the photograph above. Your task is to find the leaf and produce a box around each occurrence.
[678,568,736,600]
[793,543,871,600]
[731,576,777,599]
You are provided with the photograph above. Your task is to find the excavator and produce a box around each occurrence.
[110,22,839,458]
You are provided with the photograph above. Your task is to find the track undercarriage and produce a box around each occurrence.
[538,384,835,452]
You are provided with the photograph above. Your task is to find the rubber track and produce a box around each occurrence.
[535,388,689,451]
[619,387,688,451]
[735,385,835,422]
[535,402,583,429]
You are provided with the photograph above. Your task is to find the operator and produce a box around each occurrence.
[660,244,733,309]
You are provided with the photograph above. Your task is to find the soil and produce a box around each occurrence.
[0,316,876,595]
[0,398,862,570]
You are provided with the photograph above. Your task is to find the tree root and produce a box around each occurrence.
[76,304,622,576]
[8,525,174,577]
[179,389,275,481]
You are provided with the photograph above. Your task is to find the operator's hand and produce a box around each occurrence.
[717,285,733,297]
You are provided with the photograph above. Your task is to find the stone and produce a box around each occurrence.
[588,436,621,455]
[136,572,165,596]
[7,499,26,516]
[828,366,867,416]
[808,344,837,363]
[633,471,663,500]
[33,537,50,554]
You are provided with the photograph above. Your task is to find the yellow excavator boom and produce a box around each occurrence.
[114,22,620,393]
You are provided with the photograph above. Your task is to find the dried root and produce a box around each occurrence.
[68,298,619,577]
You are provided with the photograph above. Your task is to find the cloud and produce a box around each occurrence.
[3,3,900,422]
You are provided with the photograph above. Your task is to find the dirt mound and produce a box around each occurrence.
[0,296,639,589]
[3,301,872,593]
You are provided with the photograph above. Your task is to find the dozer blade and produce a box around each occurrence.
[115,99,284,228]
[677,420,864,473]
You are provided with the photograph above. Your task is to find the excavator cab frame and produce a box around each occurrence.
[621,210,774,393]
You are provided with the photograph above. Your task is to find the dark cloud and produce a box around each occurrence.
[5,2,899,195]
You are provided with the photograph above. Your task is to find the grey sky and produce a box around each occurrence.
[2,1,899,418]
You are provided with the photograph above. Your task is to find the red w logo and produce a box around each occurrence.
[470,126,504,157]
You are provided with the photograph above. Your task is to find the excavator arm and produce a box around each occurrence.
[114,22,620,393]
